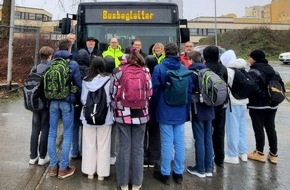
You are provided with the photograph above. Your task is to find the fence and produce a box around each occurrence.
[0,25,65,90]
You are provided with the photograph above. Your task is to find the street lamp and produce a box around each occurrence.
[214,0,217,46]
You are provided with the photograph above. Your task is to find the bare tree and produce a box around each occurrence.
[0,0,11,47]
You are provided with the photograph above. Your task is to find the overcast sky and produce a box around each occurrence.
[13,0,271,20]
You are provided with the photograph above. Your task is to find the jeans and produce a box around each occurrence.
[225,105,248,157]
[116,122,146,187]
[159,123,185,175]
[71,105,82,157]
[30,110,49,159]
[212,106,226,164]
[249,108,278,154]
[48,101,74,170]
[192,120,213,173]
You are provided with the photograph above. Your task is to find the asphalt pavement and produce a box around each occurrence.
[0,63,290,190]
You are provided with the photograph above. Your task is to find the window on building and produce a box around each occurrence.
[15,12,21,19]
[190,28,198,35]
[207,29,216,36]
[35,14,43,21]
[29,13,36,20]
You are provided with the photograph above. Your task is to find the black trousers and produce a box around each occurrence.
[144,117,161,164]
[249,108,278,155]
[212,106,226,165]
[30,110,49,159]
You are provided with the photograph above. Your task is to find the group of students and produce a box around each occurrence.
[27,34,284,190]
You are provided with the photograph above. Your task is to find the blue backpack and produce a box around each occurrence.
[163,65,193,106]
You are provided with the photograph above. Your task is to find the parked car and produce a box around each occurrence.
[193,45,226,61]
[279,52,290,64]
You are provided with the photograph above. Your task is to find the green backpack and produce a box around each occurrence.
[44,58,72,100]
[163,65,193,106]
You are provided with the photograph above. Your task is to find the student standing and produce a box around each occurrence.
[80,57,113,180]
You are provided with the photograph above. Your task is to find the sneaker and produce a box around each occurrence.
[88,174,94,179]
[153,171,170,185]
[121,185,129,190]
[205,172,213,177]
[267,153,278,164]
[143,161,149,168]
[172,172,183,184]
[58,166,76,179]
[239,153,248,162]
[49,165,59,177]
[186,166,206,178]
[29,157,38,165]
[38,156,50,166]
[132,185,142,190]
[224,155,239,164]
[148,161,156,168]
[110,157,116,165]
[98,176,105,181]
[247,150,266,163]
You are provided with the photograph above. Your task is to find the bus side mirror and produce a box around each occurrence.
[61,18,71,34]
[180,28,190,43]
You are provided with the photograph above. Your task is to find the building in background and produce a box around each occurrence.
[245,0,290,23]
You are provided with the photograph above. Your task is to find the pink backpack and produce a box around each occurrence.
[117,62,152,108]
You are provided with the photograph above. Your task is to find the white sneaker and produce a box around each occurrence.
[38,156,50,166]
[29,157,38,165]
[121,185,129,190]
[239,153,248,162]
[224,155,239,164]
[88,174,94,179]
[110,157,116,165]
[205,172,213,177]
[98,176,104,181]
[132,185,142,190]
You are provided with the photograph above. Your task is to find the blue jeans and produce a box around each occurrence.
[192,120,213,173]
[225,105,248,157]
[48,101,74,170]
[116,123,146,187]
[159,123,185,175]
[71,118,82,157]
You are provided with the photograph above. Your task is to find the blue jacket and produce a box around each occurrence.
[152,56,192,125]
[53,50,82,104]
[188,62,215,121]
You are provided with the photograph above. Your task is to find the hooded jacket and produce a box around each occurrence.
[53,50,82,104]
[188,62,215,121]
[152,56,192,125]
[102,45,124,68]
[248,60,278,109]
[80,75,113,127]
[220,50,249,105]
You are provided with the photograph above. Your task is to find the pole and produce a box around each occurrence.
[7,0,15,90]
[214,0,218,46]
[34,28,40,67]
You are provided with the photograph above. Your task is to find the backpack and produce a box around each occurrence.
[84,79,110,125]
[196,68,228,106]
[163,65,193,106]
[23,71,47,111]
[43,58,71,99]
[116,62,152,108]
[229,68,255,99]
[252,69,285,105]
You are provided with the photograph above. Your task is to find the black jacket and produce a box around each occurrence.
[248,61,280,108]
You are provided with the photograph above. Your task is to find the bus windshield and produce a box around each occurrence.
[82,25,178,55]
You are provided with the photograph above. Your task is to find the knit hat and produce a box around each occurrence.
[203,45,219,62]
[249,50,265,62]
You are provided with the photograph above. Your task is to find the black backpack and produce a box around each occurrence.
[84,79,110,125]
[251,69,285,105]
[23,71,47,111]
[230,68,255,99]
